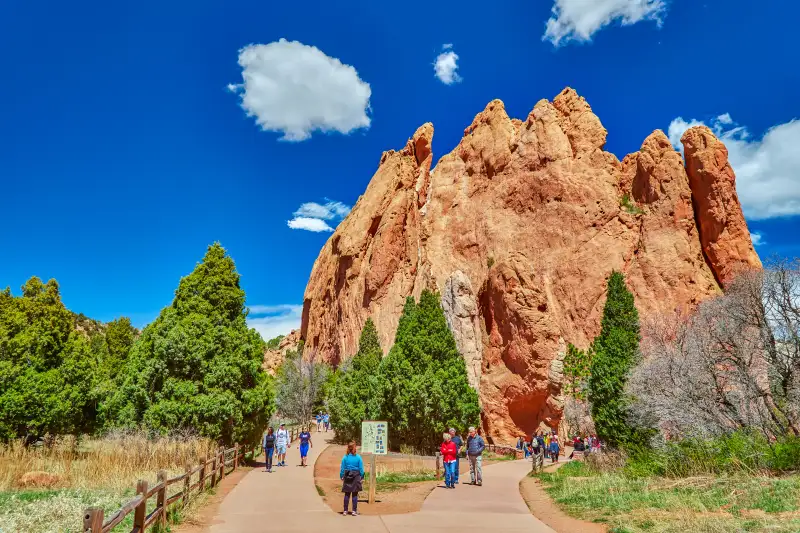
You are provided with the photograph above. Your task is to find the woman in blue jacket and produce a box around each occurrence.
[339,441,365,516]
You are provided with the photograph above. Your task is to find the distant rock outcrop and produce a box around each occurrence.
[263,329,301,376]
[300,88,762,442]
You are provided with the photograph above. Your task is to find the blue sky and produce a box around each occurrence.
[1,0,798,339]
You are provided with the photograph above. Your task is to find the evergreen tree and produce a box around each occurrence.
[563,343,593,400]
[378,291,480,452]
[104,317,136,378]
[588,271,644,448]
[0,278,97,441]
[101,243,273,445]
[328,318,383,442]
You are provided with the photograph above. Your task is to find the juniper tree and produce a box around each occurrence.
[101,243,273,445]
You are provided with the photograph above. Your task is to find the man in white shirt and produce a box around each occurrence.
[275,423,290,467]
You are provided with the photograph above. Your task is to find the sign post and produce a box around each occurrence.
[361,421,388,504]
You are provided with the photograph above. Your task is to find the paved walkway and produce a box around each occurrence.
[209,435,555,533]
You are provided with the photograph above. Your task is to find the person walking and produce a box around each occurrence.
[316,412,322,431]
[544,432,551,460]
[550,432,560,463]
[275,423,290,467]
[340,441,364,516]
[298,426,313,466]
[440,432,458,489]
[262,427,276,473]
[323,413,330,432]
[448,428,463,485]
[466,426,485,486]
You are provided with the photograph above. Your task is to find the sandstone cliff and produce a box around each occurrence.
[301,88,761,442]
[263,329,301,376]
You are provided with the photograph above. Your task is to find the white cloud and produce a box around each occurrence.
[287,198,350,232]
[294,200,351,220]
[287,217,334,232]
[750,232,765,246]
[228,39,371,141]
[434,45,461,85]
[247,304,302,340]
[667,117,705,149]
[667,114,800,220]
[543,0,667,46]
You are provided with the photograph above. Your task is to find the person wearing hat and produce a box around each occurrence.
[275,423,290,467]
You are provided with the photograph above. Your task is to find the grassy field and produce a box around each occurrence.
[536,461,800,533]
[0,432,218,533]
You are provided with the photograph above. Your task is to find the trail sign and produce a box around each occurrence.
[361,420,388,455]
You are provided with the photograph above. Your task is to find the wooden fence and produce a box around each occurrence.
[81,427,305,533]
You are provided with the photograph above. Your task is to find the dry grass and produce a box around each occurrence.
[0,431,220,533]
[0,431,217,491]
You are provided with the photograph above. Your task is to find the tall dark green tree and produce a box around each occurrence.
[328,318,383,442]
[588,271,644,448]
[101,243,273,445]
[0,278,97,441]
[378,291,480,452]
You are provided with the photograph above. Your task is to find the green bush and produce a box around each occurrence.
[625,432,800,477]
[588,271,650,449]
[0,278,108,441]
[376,291,480,452]
[101,243,273,445]
[328,319,382,442]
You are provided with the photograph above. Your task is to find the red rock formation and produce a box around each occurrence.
[682,126,762,285]
[263,329,301,376]
[301,88,760,442]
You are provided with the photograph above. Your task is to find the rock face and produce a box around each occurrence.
[682,126,761,286]
[301,88,761,442]
[263,329,301,376]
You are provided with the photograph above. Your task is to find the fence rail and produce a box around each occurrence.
[82,442,255,533]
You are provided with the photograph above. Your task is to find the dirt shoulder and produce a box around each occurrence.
[519,461,607,533]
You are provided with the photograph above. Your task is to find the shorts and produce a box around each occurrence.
[300,443,309,457]
[277,444,287,455]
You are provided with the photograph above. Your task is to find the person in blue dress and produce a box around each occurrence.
[340,441,364,516]
[298,426,313,467]
[323,413,330,432]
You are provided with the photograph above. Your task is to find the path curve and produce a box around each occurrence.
[209,433,555,533]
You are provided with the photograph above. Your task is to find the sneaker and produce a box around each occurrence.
[341,511,349,516]
[477,481,482,486]
[351,511,359,516]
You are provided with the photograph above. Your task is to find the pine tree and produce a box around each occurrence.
[101,243,273,445]
[328,318,383,442]
[588,271,643,448]
[378,291,480,452]
[0,278,97,441]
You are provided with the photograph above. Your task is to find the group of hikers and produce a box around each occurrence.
[262,420,574,517]
[439,427,486,489]
[337,426,488,516]
[261,423,314,473]
[517,431,602,463]
[315,412,331,432]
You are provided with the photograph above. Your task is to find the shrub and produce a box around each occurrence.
[101,243,274,445]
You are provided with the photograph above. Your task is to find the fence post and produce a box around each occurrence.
[435,451,441,480]
[83,507,103,533]
[220,449,226,480]
[133,479,148,532]
[233,443,239,470]
[210,454,217,487]
[183,462,191,507]
[156,470,167,528]
[199,457,206,492]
